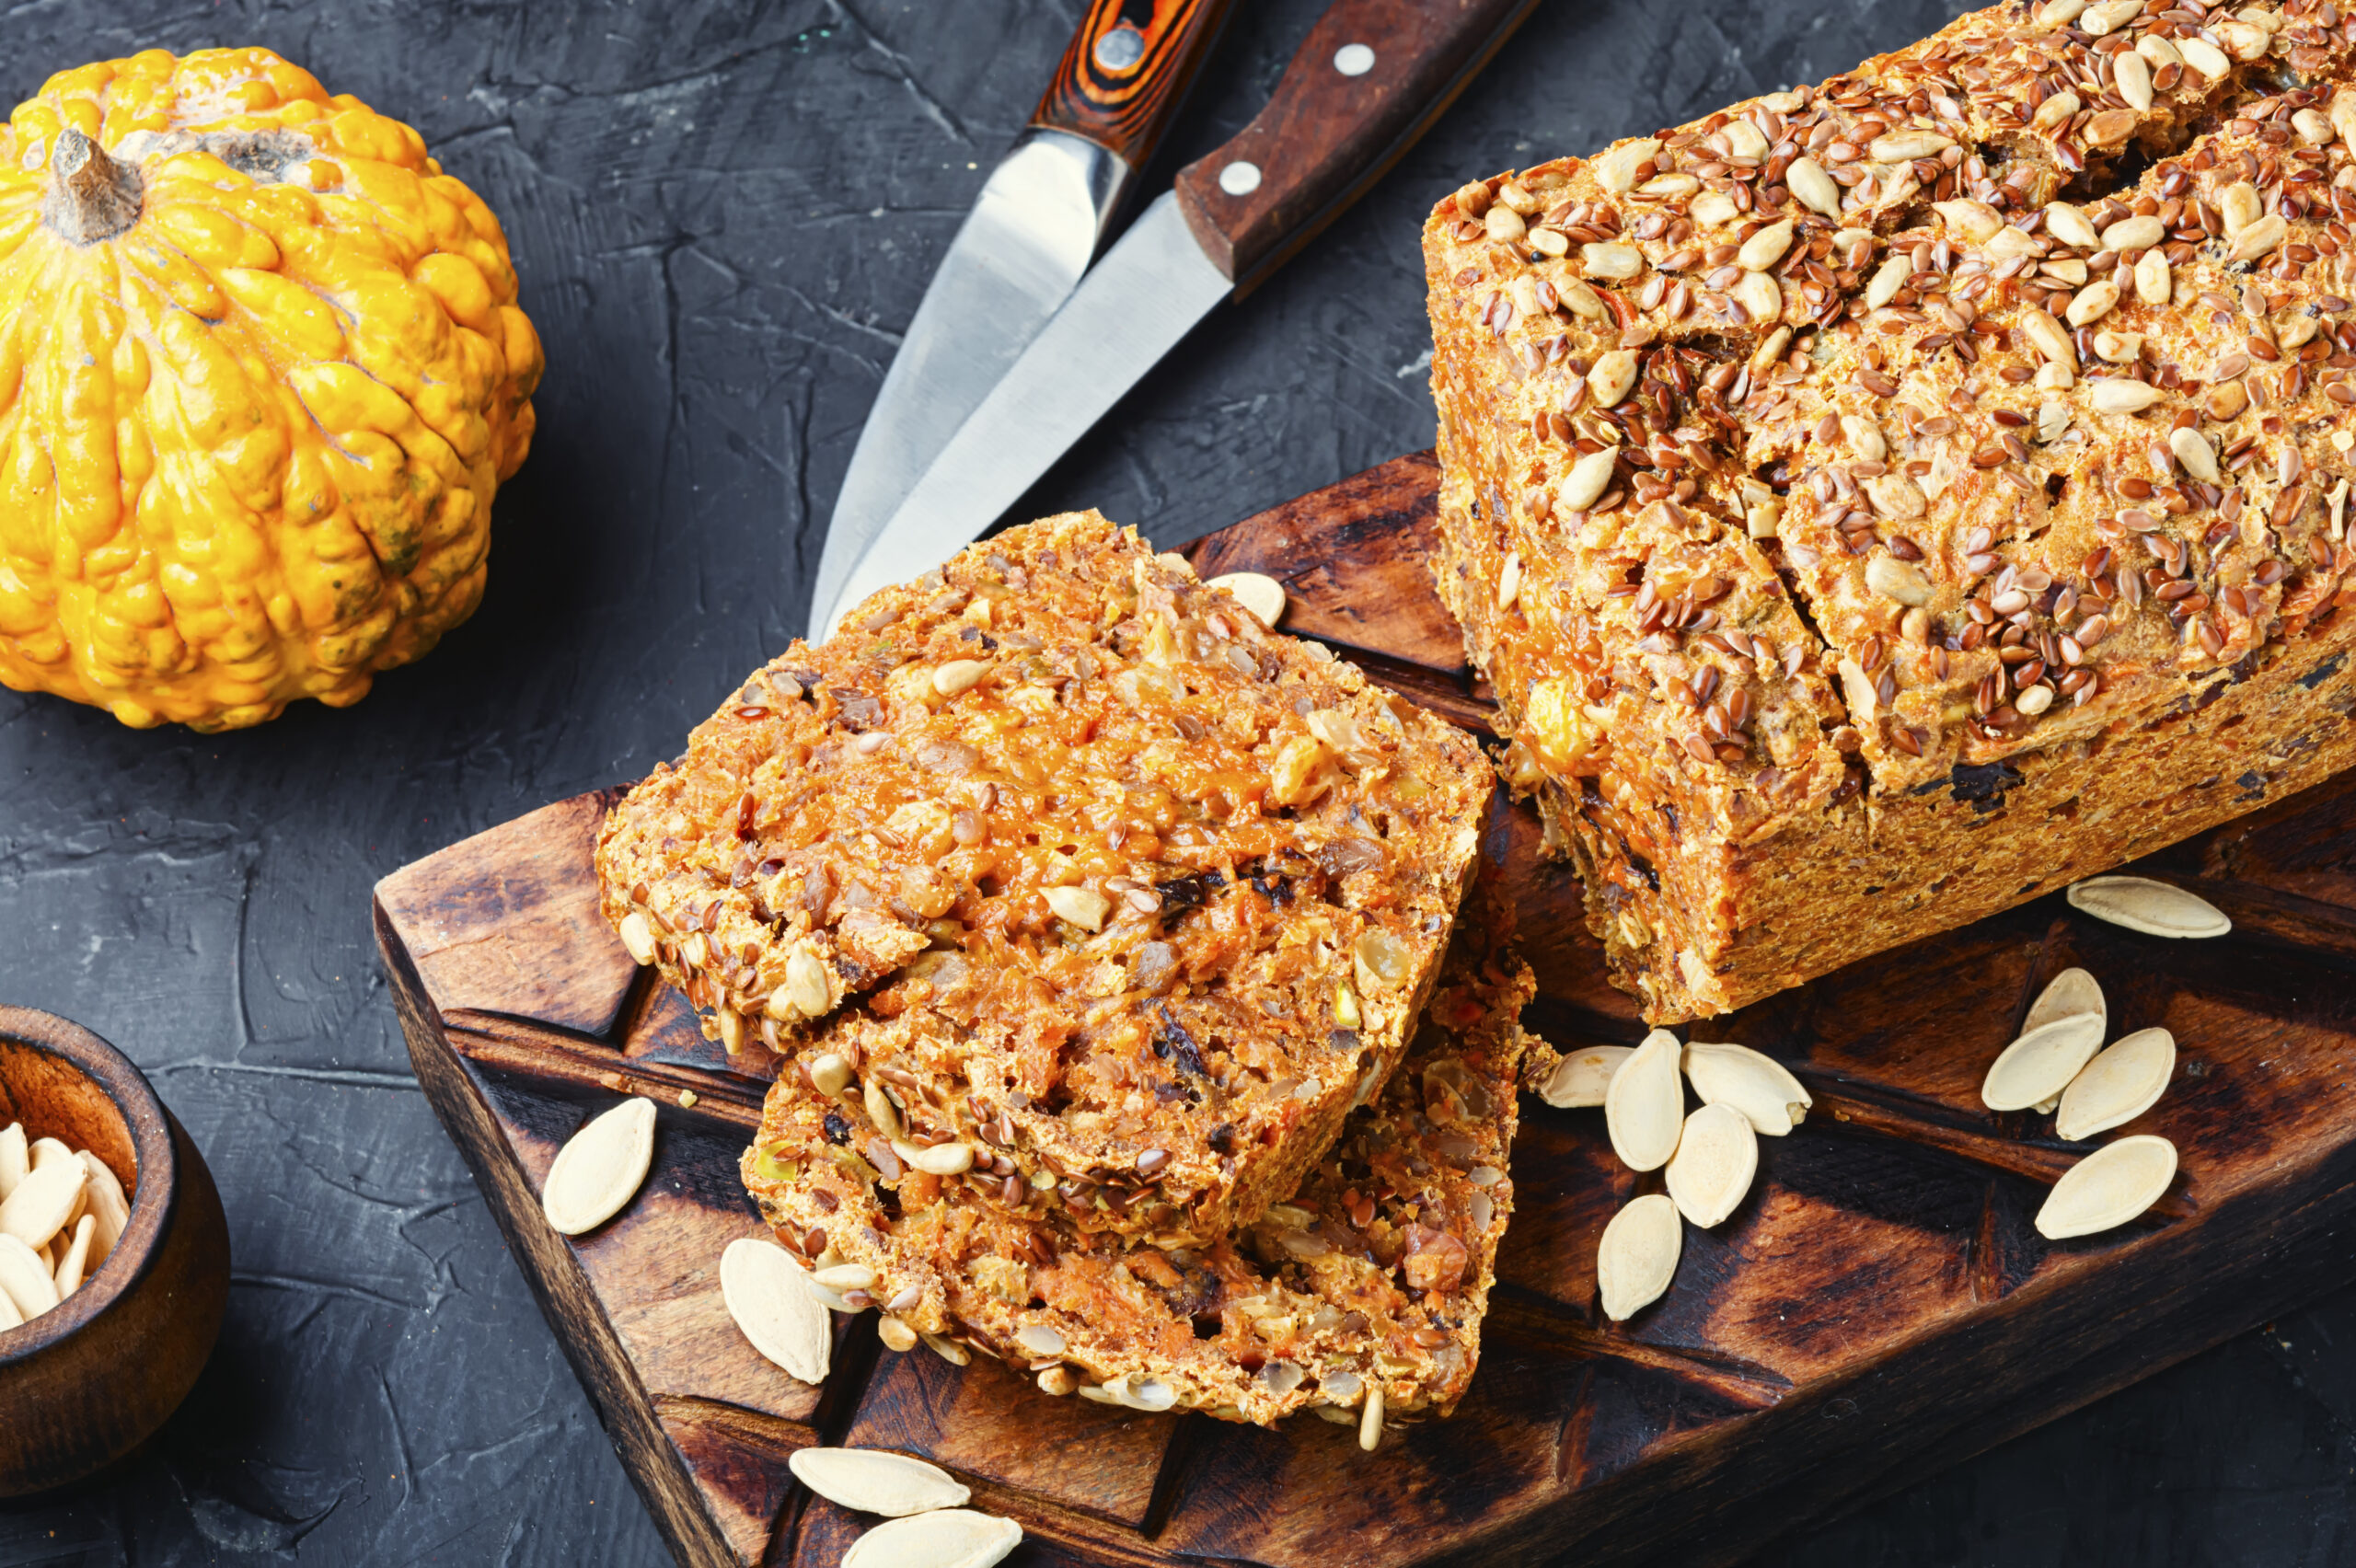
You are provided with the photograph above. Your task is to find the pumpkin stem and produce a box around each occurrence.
[42,128,144,245]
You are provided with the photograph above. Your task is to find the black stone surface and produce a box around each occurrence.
[0,2,2350,1563]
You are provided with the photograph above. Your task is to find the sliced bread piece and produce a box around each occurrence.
[599,511,1494,1247]
[741,884,1532,1427]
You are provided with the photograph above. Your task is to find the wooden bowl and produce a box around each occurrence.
[0,1006,229,1495]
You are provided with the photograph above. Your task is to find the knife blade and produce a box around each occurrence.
[817,0,1542,640]
[810,0,1234,638]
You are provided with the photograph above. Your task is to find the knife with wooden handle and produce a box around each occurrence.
[811,0,1234,639]
[815,0,1542,640]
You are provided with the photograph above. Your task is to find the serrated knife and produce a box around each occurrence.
[809,0,1235,640]
[814,0,1542,640]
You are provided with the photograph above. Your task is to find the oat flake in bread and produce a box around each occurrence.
[597,511,1493,1248]
[740,882,1532,1427]
[1426,0,2356,1023]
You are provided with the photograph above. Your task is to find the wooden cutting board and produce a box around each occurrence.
[374,451,2356,1568]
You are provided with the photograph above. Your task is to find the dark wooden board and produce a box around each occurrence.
[376,453,2356,1568]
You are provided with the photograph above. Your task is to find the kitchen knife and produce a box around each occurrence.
[809,0,1234,639]
[816,0,1542,640]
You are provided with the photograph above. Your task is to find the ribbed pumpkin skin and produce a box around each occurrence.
[0,48,544,730]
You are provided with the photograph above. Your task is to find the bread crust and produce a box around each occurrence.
[1425,0,2356,1020]
[741,882,1532,1427]
[597,512,1492,1246]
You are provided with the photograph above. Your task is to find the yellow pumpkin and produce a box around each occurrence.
[0,48,543,730]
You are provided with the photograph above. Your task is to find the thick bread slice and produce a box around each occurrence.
[741,884,1532,1427]
[1425,1,2356,1021]
[598,511,1493,1247]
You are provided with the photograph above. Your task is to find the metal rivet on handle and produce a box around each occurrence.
[1093,26,1146,73]
[1334,42,1376,76]
[1218,161,1263,196]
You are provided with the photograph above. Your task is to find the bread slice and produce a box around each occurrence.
[740,882,1532,1427]
[1425,2,2356,1021]
[597,511,1493,1247]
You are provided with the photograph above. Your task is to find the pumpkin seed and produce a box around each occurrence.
[52,1214,93,1297]
[2023,966,2106,1037]
[1206,571,1286,628]
[0,1233,60,1320]
[28,1138,73,1172]
[1981,1013,2106,1112]
[2067,876,2230,938]
[0,1160,84,1251]
[541,1097,656,1236]
[1597,1193,1681,1320]
[1603,1029,1684,1171]
[2035,1135,2177,1239]
[2056,1027,2176,1141]
[1665,1104,1758,1228]
[1681,1042,1811,1135]
[0,1281,17,1331]
[0,1124,21,1200]
[788,1447,971,1516]
[841,1509,1022,1568]
[76,1152,128,1265]
[1538,1044,1632,1108]
[722,1238,833,1384]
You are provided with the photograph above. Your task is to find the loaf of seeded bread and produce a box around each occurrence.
[740,881,1532,1428]
[1425,0,2356,1022]
[595,512,1494,1250]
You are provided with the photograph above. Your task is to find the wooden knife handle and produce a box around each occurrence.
[1172,0,1541,293]
[1029,0,1236,171]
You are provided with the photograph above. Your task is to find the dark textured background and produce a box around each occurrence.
[2,1,2353,1562]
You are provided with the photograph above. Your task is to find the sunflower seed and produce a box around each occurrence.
[930,660,992,698]
[0,1124,23,1201]
[1589,349,1639,408]
[618,910,656,964]
[1604,1029,1684,1171]
[2131,248,2170,306]
[541,1098,657,1236]
[2023,967,2106,1037]
[2056,1027,2177,1141]
[1594,138,1661,194]
[0,1160,84,1252]
[2167,428,2220,484]
[1359,1382,1385,1451]
[788,1447,971,1516]
[2112,49,2154,112]
[865,1079,906,1141]
[1731,271,1782,324]
[1870,131,1953,162]
[1787,156,1842,218]
[1681,1042,1812,1135]
[1558,446,1619,512]
[1665,1104,1758,1228]
[1206,571,1286,628]
[841,1509,1022,1568]
[1044,884,1110,932]
[2177,36,2231,77]
[1982,1013,2107,1112]
[2044,202,2101,250]
[1865,555,1933,605]
[895,1139,976,1177]
[2035,1135,2177,1239]
[1539,1044,1633,1107]
[814,1262,877,1292]
[1865,252,1912,309]
[722,1238,833,1384]
[1597,1193,1681,1320]
[0,1233,60,1320]
[2067,877,2230,938]
[810,1052,853,1098]
[52,1214,93,1297]
[2089,379,2161,415]
[2066,280,2119,328]
[1738,218,1796,271]
[2225,214,2287,264]
[877,1315,918,1352]
[1934,200,2004,243]
[922,1332,972,1366]
[2022,308,2076,368]
[1581,242,1645,280]
[2100,215,2165,253]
